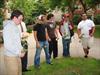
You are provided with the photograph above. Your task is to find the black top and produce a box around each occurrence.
[33,23,46,41]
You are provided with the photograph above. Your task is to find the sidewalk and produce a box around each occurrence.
[0,33,100,75]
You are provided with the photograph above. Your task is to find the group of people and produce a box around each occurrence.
[3,10,95,75]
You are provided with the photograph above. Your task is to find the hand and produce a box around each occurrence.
[36,42,40,48]
[79,34,82,39]
[56,38,59,41]
[48,38,51,41]
[22,32,29,38]
[90,33,93,37]
[19,51,25,58]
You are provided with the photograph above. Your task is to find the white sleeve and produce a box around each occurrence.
[77,22,81,29]
[21,22,27,32]
[91,20,95,27]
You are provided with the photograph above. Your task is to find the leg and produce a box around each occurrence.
[34,42,42,67]
[43,41,51,64]
[49,41,53,58]
[81,38,89,58]
[83,48,89,58]
[21,52,28,71]
[62,38,70,57]
[52,39,58,59]
[66,39,71,56]
[4,56,22,75]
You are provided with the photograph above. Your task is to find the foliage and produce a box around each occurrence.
[73,15,81,25]
[9,0,35,24]
[32,0,48,16]
[48,0,62,10]
[79,0,100,13]
[94,26,100,38]
[0,0,4,24]
[23,57,100,75]
[27,28,32,33]
[0,0,4,8]
[1,0,100,26]
[94,15,100,25]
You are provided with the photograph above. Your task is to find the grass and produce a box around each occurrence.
[23,57,100,75]
[94,26,100,38]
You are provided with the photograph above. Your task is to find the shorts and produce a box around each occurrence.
[81,37,94,49]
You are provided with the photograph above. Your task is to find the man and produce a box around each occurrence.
[77,13,95,58]
[33,15,52,69]
[59,13,72,57]
[3,10,24,75]
[18,21,29,72]
[46,13,58,59]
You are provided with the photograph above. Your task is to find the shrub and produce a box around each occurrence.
[94,15,100,25]
[73,15,81,25]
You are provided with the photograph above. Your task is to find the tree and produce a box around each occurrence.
[8,0,36,24]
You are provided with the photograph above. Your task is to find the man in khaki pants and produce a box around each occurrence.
[3,10,25,75]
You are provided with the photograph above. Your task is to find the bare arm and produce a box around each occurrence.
[90,26,95,37]
[77,29,82,38]
[34,31,40,48]
[45,28,51,41]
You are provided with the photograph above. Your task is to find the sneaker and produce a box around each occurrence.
[22,69,31,72]
[47,62,53,65]
[54,57,59,59]
[34,65,40,69]
[84,55,88,58]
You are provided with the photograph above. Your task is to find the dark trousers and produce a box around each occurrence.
[21,52,28,71]
[49,38,58,59]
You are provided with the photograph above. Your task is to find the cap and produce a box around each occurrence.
[38,15,44,20]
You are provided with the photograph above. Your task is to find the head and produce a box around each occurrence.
[37,15,46,24]
[47,14,54,21]
[62,13,70,21]
[38,15,46,21]
[81,13,87,20]
[10,10,23,25]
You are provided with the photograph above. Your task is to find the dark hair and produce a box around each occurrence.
[10,10,23,19]
[81,13,87,16]
[47,14,54,20]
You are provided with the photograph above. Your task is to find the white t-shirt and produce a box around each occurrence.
[18,21,27,38]
[60,22,70,39]
[78,19,95,38]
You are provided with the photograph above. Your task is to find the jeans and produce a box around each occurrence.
[34,41,51,66]
[62,38,71,57]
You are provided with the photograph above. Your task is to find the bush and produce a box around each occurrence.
[27,27,33,33]
[73,15,81,25]
[94,15,100,25]
[0,16,3,30]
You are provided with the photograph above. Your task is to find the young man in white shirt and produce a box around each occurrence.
[77,13,95,58]
[3,10,24,75]
[18,21,29,72]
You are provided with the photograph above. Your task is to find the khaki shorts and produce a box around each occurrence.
[4,56,22,75]
[81,37,94,49]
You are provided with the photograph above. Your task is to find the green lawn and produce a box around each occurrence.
[94,26,100,38]
[23,58,100,75]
